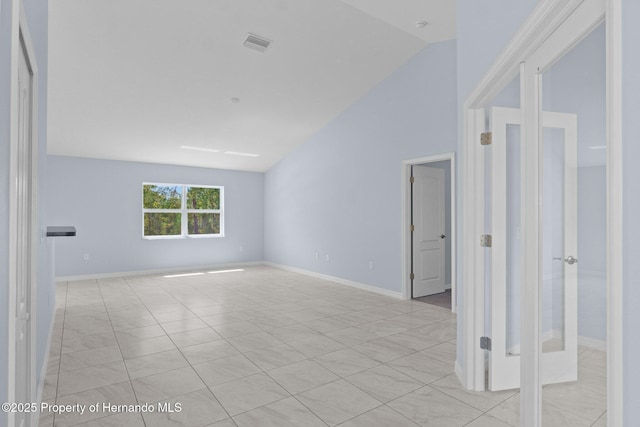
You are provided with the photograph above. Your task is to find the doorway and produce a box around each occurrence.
[460,0,621,425]
[402,153,456,312]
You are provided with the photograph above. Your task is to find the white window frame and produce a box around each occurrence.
[142,182,224,239]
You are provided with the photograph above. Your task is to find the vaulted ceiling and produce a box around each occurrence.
[48,0,456,172]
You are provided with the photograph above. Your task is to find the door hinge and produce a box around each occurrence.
[409,273,415,280]
[480,336,492,351]
[480,234,492,247]
[410,176,415,184]
[481,132,492,145]
[410,224,415,232]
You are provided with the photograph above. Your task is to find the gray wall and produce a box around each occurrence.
[264,40,458,294]
[622,0,640,423]
[545,24,606,342]
[47,156,264,277]
[577,166,606,341]
[0,0,52,426]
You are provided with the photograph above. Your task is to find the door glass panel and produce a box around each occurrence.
[539,22,607,425]
[542,127,566,354]
[505,123,521,356]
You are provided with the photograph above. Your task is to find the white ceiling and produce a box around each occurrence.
[48,0,456,172]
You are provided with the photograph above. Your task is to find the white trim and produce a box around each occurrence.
[463,0,588,110]
[461,107,486,391]
[141,183,224,238]
[8,3,40,426]
[401,163,411,301]
[59,261,405,300]
[507,330,555,357]
[401,153,456,310]
[7,3,20,421]
[488,107,521,391]
[34,307,56,427]
[141,234,226,240]
[265,262,404,300]
[454,359,465,386]
[56,261,264,282]
[26,14,40,426]
[504,330,607,354]
[552,329,606,352]
[578,335,607,352]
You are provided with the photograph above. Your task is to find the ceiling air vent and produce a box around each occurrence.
[243,33,272,53]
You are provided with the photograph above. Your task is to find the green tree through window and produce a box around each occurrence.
[143,185,182,209]
[142,183,223,237]
[187,187,221,235]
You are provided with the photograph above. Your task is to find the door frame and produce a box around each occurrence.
[460,0,622,426]
[401,152,456,311]
[7,2,39,425]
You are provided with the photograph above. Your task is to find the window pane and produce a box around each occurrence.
[188,213,220,235]
[144,213,181,236]
[143,185,182,209]
[187,187,220,210]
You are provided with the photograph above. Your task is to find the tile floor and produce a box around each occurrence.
[39,266,606,426]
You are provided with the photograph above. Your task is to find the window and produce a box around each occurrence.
[142,183,223,238]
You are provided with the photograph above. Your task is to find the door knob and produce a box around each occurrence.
[440,234,446,239]
[564,256,578,265]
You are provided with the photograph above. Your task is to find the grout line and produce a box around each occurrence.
[46,266,605,427]
[125,275,238,422]
[49,281,69,425]
[100,276,149,427]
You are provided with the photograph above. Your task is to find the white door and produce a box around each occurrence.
[412,165,446,298]
[12,34,36,427]
[489,107,578,391]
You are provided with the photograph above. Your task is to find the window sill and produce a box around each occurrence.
[142,234,224,240]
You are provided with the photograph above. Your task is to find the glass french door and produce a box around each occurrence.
[521,0,607,425]
[488,107,578,393]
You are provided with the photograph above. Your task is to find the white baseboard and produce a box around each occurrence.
[507,330,554,356]
[552,329,606,351]
[58,261,404,301]
[56,261,264,282]
[577,335,606,351]
[445,283,452,290]
[507,329,606,355]
[263,262,403,300]
[454,359,467,388]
